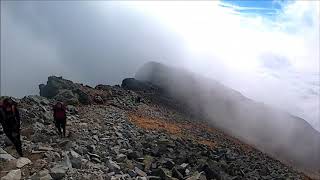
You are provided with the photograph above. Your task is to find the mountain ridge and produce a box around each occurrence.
[133,62,320,177]
[0,62,319,179]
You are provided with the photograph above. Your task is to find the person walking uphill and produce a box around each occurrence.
[0,98,23,157]
[53,102,67,137]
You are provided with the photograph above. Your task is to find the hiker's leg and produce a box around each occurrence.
[4,129,15,144]
[5,130,23,157]
[12,131,23,157]
[3,128,13,142]
[55,119,62,136]
[62,119,66,137]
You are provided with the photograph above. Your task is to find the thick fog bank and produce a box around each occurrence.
[136,62,320,174]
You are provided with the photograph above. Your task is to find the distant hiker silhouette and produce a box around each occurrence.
[0,98,23,157]
[53,102,67,137]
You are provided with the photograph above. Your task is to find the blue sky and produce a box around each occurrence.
[221,0,290,17]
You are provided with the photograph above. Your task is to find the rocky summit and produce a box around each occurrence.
[0,65,319,179]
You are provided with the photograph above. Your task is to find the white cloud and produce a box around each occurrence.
[129,0,320,131]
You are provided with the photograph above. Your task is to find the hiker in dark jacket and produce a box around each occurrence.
[0,98,23,157]
[53,102,67,137]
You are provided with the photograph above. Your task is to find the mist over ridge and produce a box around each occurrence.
[1,1,319,131]
[134,61,320,174]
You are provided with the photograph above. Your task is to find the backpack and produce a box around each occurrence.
[54,109,66,119]
[0,107,15,130]
[0,99,20,130]
[0,107,5,125]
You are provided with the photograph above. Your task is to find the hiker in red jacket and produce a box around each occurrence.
[53,102,67,137]
[0,98,23,157]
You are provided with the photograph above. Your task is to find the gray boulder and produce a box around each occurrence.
[72,88,91,105]
[16,157,32,168]
[23,95,50,105]
[30,169,53,180]
[107,160,121,173]
[1,169,21,180]
[54,90,79,105]
[49,164,68,180]
[0,148,16,161]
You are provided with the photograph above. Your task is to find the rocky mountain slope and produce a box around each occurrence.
[134,62,320,178]
[0,65,318,179]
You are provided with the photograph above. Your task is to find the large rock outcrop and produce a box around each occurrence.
[39,76,91,105]
[39,76,80,98]
[134,62,320,175]
[121,78,158,92]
